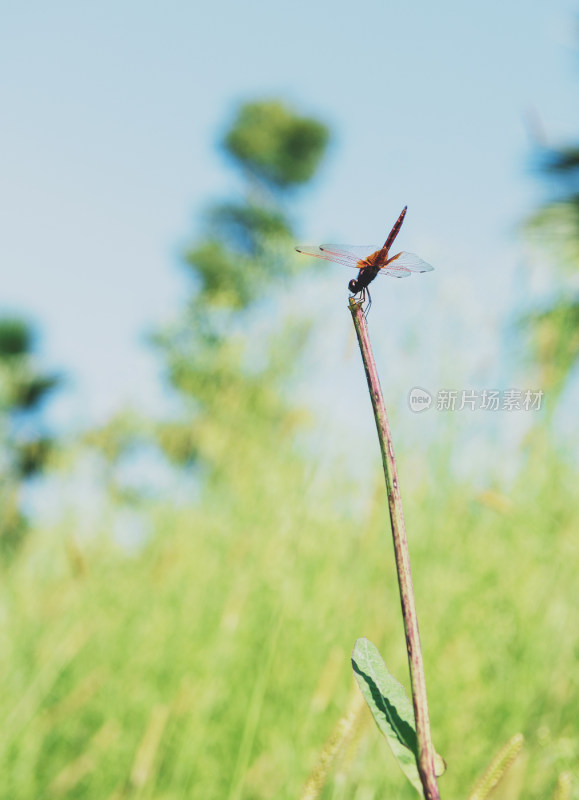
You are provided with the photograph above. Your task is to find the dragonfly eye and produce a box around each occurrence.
[348,279,359,294]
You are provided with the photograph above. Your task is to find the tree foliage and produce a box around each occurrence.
[223,100,329,190]
[525,136,579,403]
[152,100,329,480]
[0,317,61,557]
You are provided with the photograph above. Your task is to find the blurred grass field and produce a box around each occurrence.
[1,425,577,800]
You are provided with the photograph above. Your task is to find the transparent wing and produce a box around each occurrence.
[320,244,381,261]
[384,267,411,278]
[296,244,377,270]
[380,251,435,274]
[296,245,435,277]
[295,245,360,269]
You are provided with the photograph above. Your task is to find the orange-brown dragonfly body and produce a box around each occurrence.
[295,206,434,310]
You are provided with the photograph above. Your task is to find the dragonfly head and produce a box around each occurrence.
[348,278,359,294]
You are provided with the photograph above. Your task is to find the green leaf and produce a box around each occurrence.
[352,637,444,795]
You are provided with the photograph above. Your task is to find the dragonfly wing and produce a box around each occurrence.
[384,251,435,273]
[384,267,411,278]
[296,244,379,269]
[320,244,381,261]
[296,245,435,276]
[295,245,361,269]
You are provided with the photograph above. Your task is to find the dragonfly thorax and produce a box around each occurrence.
[365,247,388,267]
[349,262,381,296]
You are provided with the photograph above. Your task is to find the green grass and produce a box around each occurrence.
[0,433,577,799]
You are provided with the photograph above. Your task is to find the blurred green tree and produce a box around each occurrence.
[524,141,579,406]
[0,317,61,557]
[151,99,330,489]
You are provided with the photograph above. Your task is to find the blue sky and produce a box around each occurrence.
[1,0,578,441]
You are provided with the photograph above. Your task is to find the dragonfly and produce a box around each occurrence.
[295,206,434,313]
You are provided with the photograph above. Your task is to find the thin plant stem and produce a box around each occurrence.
[348,297,440,800]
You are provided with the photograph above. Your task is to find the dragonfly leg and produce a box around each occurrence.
[364,287,372,318]
[349,285,372,317]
